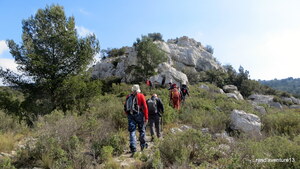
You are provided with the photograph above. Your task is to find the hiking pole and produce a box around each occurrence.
[160,114,163,137]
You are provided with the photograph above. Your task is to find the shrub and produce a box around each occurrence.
[205,45,214,54]
[0,157,16,169]
[0,132,22,152]
[235,136,300,168]
[92,131,127,159]
[159,130,217,167]
[262,110,300,137]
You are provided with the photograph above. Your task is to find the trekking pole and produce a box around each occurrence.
[160,114,163,137]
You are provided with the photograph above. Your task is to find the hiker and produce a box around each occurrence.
[180,83,190,103]
[168,82,173,90]
[146,80,153,90]
[147,94,164,141]
[170,84,181,110]
[124,84,148,157]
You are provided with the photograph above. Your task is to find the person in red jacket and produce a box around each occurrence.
[124,84,148,157]
[170,84,181,110]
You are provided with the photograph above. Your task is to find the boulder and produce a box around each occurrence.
[291,97,300,104]
[269,102,283,109]
[248,94,274,104]
[226,92,243,100]
[149,63,188,87]
[290,105,300,109]
[226,93,239,100]
[254,105,267,115]
[230,109,262,137]
[199,84,210,91]
[223,85,238,93]
[214,131,235,144]
[282,97,293,103]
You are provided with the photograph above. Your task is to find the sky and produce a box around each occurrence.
[1,0,300,85]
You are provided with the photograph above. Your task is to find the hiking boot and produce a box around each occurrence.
[141,143,148,151]
[150,136,154,142]
[130,151,135,158]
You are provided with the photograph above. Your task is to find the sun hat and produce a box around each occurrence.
[132,84,141,93]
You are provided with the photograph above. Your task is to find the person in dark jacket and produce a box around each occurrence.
[147,94,164,141]
[180,84,190,103]
[124,84,148,157]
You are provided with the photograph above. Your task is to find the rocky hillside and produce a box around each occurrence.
[92,36,222,86]
[259,77,300,97]
[1,82,300,168]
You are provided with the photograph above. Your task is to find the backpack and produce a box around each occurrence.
[182,88,188,96]
[147,98,157,114]
[171,88,180,99]
[125,94,139,114]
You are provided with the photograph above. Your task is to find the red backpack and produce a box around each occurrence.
[171,88,180,99]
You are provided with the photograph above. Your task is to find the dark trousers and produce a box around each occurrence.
[149,114,161,138]
[127,113,146,152]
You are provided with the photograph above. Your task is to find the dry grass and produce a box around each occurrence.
[0,132,23,152]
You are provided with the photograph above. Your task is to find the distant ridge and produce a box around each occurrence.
[259,77,300,97]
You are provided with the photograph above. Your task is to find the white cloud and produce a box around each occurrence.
[75,26,93,37]
[0,58,18,86]
[0,58,18,72]
[79,8,91,16]
[0,40,9,55]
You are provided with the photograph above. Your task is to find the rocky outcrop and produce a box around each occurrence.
[149,63,188,87]
[223,85,238,93]
[222,85,243,100]
[248,94,283,109]
[92,36,222,84]
[230,109,262,137]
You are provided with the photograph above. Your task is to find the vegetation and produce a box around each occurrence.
[0,5,101,125]
[0,4,299,169]
[147,32,164,42]
[101,47,126,59]
[0,82,299,168]
[205,45,214,54]
[260,77,300,98]
[130,35,167,82]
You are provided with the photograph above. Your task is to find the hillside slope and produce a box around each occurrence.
[1,83,300,168]
[260,77,300,97]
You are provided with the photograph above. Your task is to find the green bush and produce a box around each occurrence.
[159,130,217,167]
[0,157,16,169]
[263,110,300,137]
[92,131,127,158]
[235,136,300,168]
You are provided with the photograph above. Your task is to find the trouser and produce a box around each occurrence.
[127,112,146,152]
[149,114,161,138]
[172,97,180,110]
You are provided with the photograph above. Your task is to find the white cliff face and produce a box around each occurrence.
[92,36,222,84]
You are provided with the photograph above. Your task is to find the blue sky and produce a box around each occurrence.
[1,0,300,83]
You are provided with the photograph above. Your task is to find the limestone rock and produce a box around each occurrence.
[290,105,300,109]
[92,36,222,84]
[254,105,267,115]
[230,109,262,137]
[226,93,239,100]
[269,102,283,109]
[149,63,188,87]
[199,84,210,91]
[248,94,274,104]
[214,131,235,144]
[291,97,300,104]
[223,85,238,93]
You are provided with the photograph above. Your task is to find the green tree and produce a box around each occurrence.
[0,5,100,124]
[147,32,164,41]
[132,35,167,82]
